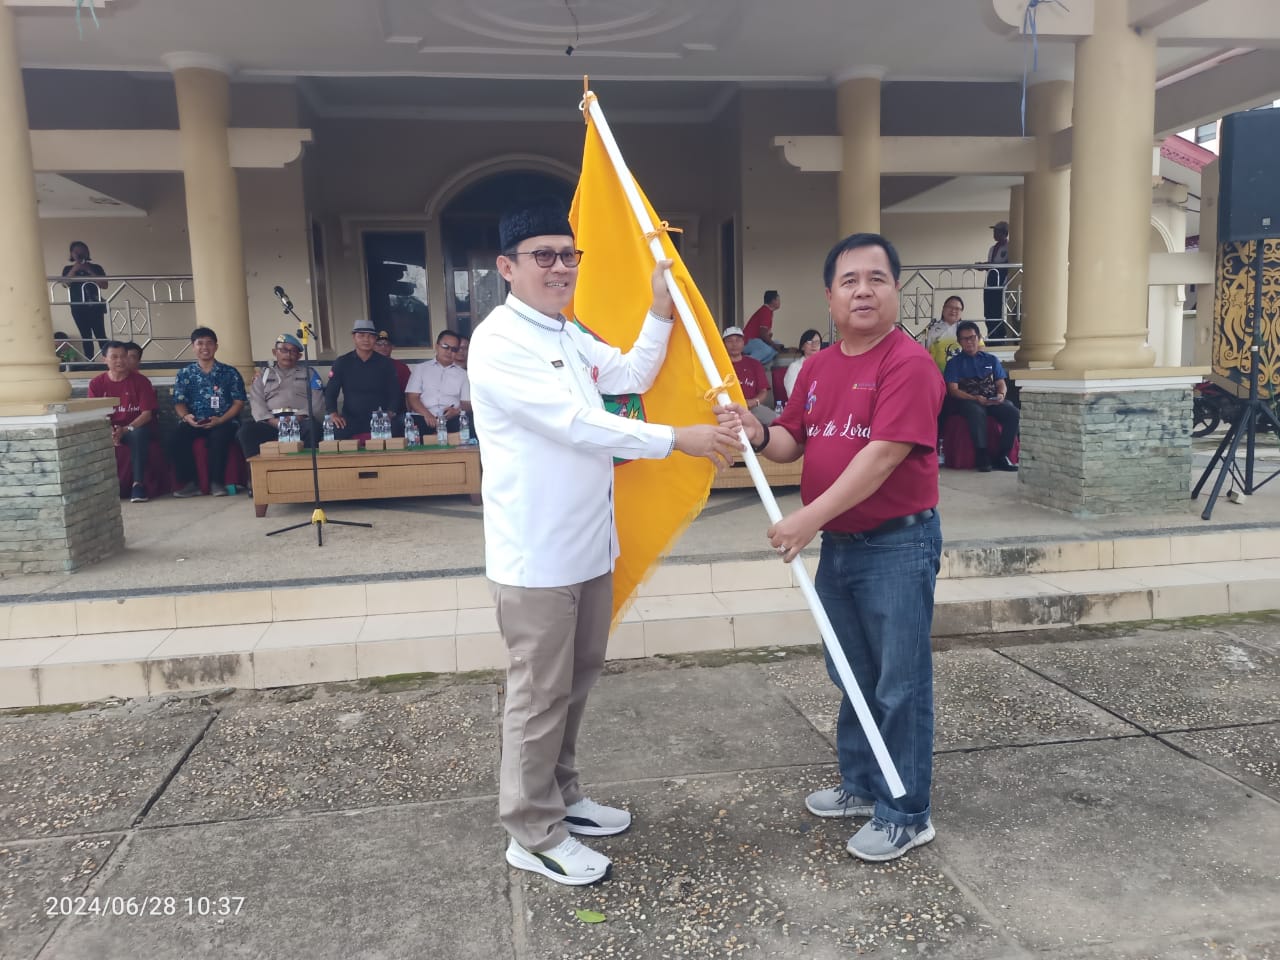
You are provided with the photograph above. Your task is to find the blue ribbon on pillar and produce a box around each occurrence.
[75,0,101,39]
[1021,0,1070,136]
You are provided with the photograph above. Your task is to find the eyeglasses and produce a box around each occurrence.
[438,344,461,352]
[509,248,584,268]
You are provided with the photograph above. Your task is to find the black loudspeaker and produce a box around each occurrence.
[1218,107,1280,242]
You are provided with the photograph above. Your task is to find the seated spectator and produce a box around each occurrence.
[238,334,326,459]
[943,321,1018,472]
[88,340,158,503]
[170,326,247,497]
[784,328,824,399]
[123,340,144,374]
[742,289,785,364]
[374,329,413,394]
[405,328,471,434]
[323,319,403,438]
[53,331,84,365]
[723,326,775,426]
[923,296,986,373]
[456,335,469,370]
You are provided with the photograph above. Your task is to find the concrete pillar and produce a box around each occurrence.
[1005,183,1025,341]
[1008,185,1024,265]
[1054,4,1157,371]
[0,4,71,405]
[836,72,882,236]
[166,54,252,376]
[1015,81,1072,367]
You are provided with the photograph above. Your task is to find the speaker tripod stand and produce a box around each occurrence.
[264,288,372,545]
[1192,239,1280,520]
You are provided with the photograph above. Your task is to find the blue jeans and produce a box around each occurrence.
[814,511,942,827]
[742,337,778,366]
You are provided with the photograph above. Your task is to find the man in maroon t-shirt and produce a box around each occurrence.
[721,233,944,864]
[374,329,413,395]
[88,340,159,502]
[723,326,775,426]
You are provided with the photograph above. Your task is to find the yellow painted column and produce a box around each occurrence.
[0,4,70,405]
[1054,6,1157,371]
[1015,81,1072,366]
[166,55,252,376]
[1008,185,1024,265]
[836,73,882,236]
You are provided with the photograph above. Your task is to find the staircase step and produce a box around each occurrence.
[3,557,1278,710]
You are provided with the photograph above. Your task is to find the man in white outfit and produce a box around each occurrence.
[468,201,741,886]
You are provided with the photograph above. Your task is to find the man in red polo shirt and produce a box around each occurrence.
[88,340,158,503]
[722,232,944,864]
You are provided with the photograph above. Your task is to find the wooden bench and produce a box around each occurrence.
[250,444,482,517]
[711,455,803,490]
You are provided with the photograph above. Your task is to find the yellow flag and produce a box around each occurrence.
[568,113,746,625]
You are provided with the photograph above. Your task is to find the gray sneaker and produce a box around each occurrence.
[172,482,201,498]
[210,484,229,497]
[805,786,875,819]
[847,817,935,862]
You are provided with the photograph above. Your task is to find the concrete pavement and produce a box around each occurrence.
[3,614,1278,959]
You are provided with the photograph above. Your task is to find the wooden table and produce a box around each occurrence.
[250,445,482,517]
[710,455,803,490]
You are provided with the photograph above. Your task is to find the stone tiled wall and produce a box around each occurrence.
[1018,387,1193,516]
[0,417,124,573]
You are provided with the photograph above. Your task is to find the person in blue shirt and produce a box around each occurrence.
[942,321,1019,472]
[170,326,247,497]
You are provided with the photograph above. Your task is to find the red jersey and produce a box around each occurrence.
[743,304,774,342]
[774,328,944,533]
[87,371,158,428]
[731,355,769,400]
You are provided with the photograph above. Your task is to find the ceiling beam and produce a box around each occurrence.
[774,136,1036,175]
[1154,48,1280,136]
[29,129,312,173]
[1128,0,1211,32]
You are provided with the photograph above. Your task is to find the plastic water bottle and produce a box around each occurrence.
[775,401,784,415]
[937,437,946,466]
[322,414,335,443]
[277,416,288,442]
[459,411,471,445]
[404,412,419,446]
[436,410,449,447]
[291,415,302,443]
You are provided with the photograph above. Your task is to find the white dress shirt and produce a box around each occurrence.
[405,358,469,411]
[468,294,677,588]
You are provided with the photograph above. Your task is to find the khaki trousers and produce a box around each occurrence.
[492,572,612,852]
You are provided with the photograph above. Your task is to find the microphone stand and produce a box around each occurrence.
[265,290,372,545]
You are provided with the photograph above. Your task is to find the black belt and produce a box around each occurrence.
[827,508,936,541]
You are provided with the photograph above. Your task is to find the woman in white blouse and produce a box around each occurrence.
[783,328,824,399]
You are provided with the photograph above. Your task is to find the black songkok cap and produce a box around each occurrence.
[499,199,574,252]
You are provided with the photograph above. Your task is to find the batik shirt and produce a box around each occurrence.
[173,360,247,420]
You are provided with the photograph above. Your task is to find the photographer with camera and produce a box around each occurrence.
[60,241,109,361]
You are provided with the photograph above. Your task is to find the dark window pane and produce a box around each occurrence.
[363,231,429,346]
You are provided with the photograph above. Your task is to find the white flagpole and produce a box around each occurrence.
[581,90,906,799]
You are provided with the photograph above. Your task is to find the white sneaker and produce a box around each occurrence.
[563,797,632,837]
[505,836,611,886]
